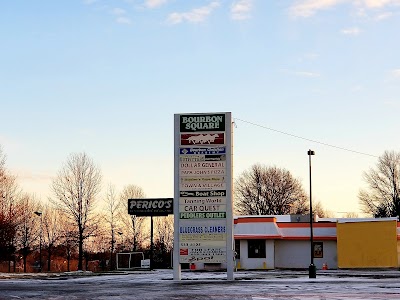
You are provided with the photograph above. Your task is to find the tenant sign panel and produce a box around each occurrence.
[174,112,233,267]
[128,198,173,216]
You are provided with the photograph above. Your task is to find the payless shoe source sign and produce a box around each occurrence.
[174,113,233,268]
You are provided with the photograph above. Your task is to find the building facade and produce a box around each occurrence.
[193,215,400,271]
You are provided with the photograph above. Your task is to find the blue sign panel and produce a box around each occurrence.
[180,147,226,155]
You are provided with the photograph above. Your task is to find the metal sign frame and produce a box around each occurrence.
[173,112,234,281]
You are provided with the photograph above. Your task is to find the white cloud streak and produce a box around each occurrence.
[282,69,321,77]
[375,11,394,19]
[167,2,220,24]
[145,0,168,8]
[341,27,362,35]
[290,0,400,18]
[83,0,98,5]
[231,0,253,20]
[364,0,400,8]
[392,69,400,77]
[290,0,347,17]
[111,7,132,25]
[294,71,321,77]
[116,16,132,24]
[112,8,127,15]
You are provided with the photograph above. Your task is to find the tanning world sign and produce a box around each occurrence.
[174,112,234,280]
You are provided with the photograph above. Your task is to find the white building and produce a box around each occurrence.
[191,215,399,271]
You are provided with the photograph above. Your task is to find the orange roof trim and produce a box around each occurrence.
[234,217,276,224]
[234,235,282,240]
[281,236,337,241]
[278,222,337,228]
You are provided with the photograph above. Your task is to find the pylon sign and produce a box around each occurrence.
[173,112,234,280]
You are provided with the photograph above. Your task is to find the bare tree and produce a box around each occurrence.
[42,205,63,271]
[103,183,120,269]
[15,193,41,272]
[0,171,20,271]
[359,150,400,218]
[51,152,102,270]
[313,201,334,218]
[154,215,174,251]
[153,215,174,268]
[235,164,308,215]
[58,215,78,272]
[0,147,21,271]
[344,212,359,218]
[118,185,147,251]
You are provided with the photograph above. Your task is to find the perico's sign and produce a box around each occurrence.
[180,114,225,132]
[128,198,173,216]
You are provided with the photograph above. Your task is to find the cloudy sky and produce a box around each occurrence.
[1,0,399,215]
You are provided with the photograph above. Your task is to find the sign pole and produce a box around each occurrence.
[225,113,234,280]
[173,114,181,280]
[150,215,153,270]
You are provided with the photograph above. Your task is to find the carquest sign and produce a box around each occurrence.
[128,198,173,216]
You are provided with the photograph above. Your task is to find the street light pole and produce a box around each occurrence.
[34,211,42,272]
[307,150,316,278]
[117,232,124,250]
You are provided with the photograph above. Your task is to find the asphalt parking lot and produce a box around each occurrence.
[1,269,400,300]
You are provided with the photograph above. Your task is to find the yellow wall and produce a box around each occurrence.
[337,220,397,268]
[397,240,400,267]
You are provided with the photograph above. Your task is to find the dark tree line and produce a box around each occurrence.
[0,146,173,272]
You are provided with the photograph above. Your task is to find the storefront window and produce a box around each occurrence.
[248,239,266,258]
[314,242,323,258]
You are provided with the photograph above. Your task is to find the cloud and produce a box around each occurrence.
[383,99,400,107]
[116,16,132,24]
[364,0,400,8]
[290,0,347,17]
[374,11,394,20]
[282,69,321,77]
[392,69,400,77]
[83,0,98,4]
[341,27,362,35]
[112,8,127,15]
[289,0,400,18]
[231,0,253,20]
[110,7,132,25]
[145,0,168,8]
[351,85,364,92]
[294,71,321,77]
[0,136,20,152]
[14,169,53,182]
[167,1,220,24]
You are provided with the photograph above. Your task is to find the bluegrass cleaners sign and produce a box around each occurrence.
[174,112,234,280]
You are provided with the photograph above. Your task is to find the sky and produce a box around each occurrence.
[1,0,399,216]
